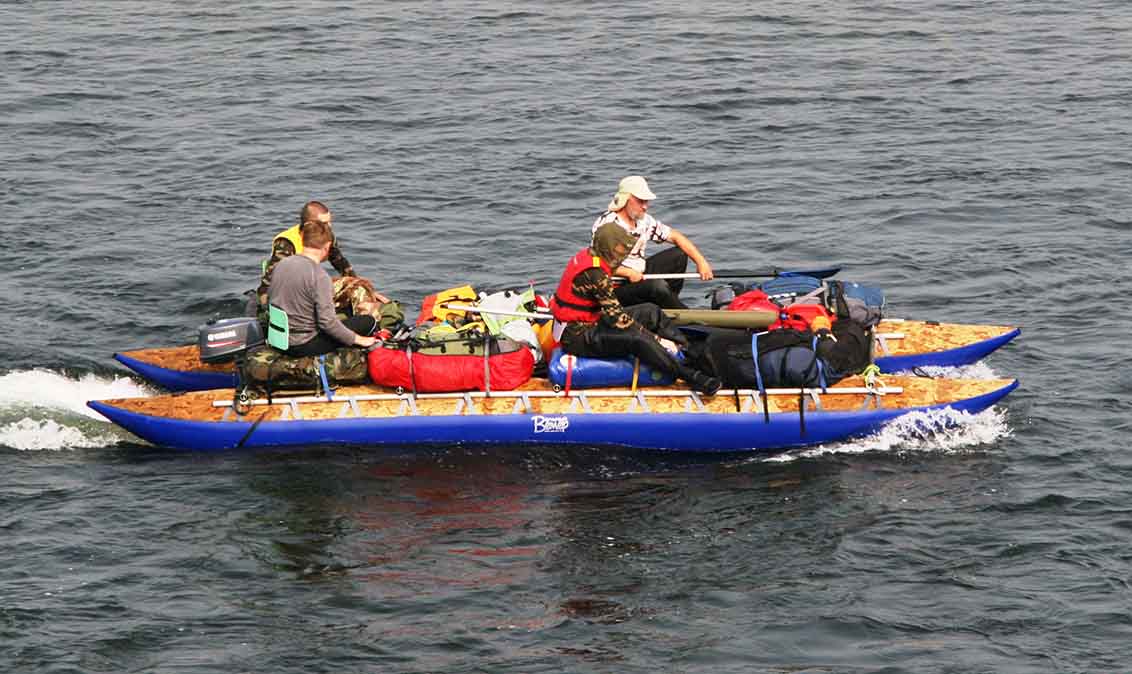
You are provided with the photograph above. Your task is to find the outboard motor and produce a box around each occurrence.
[198,317,265,364]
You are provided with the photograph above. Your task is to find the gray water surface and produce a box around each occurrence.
[2,2,1130,672]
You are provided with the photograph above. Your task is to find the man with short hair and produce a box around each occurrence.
[591,176,714,309]
[267,219,378,356]
[550,222,722,396]
[255,201,401,330]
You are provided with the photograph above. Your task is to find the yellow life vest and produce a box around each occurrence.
[427,285,479,323]
[272,224,303,255]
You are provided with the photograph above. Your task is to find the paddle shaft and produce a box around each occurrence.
[635,272,751,280]
[482,266,840,294]
[621,266,841,282]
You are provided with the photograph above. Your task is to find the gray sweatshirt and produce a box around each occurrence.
[267,254,357,348]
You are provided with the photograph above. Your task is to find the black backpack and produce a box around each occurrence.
[815,318,872,381]
[697,322,872,390]
[699,328,825,389]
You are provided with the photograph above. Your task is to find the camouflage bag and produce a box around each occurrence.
[241,346,369,393]
[376,300,405,332]
[331,277,405,332]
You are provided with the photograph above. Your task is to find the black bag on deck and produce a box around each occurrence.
[697,328,821,388]
[816,318,872,380]
[695,324,871,389]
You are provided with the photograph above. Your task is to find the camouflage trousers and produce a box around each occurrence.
[242,345,369,391]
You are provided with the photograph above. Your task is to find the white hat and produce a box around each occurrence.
[607,175,657,211]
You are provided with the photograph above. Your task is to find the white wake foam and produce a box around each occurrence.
[0,418,116,451]
[0,369,152,419]
[895,361,999,380]
[0,369,153,451]
[764,406,1012,463]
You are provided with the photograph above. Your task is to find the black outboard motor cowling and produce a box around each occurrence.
[198,317,265,364]
[708,282,746,310]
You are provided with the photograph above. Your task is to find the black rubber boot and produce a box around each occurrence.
[680,366,722,396]
[696,374,723,396]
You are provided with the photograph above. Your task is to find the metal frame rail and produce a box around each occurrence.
[214,386,901,421]
[873,331,904,357]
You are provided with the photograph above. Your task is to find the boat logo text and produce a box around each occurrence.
[532,415,569,433]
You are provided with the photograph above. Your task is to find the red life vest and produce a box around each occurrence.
[550,249,611,324]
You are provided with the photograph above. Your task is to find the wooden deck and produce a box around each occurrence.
[101,375,1016,423]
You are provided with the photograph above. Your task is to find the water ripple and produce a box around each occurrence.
[1,1,1129,671]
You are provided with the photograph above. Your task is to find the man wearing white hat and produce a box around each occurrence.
[591,175,714,309]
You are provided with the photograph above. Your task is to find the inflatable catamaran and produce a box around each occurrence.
[90,270,1021,453]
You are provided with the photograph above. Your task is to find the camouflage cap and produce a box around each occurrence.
[591,222,638,268]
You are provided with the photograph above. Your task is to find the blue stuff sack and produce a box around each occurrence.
[547,348,681,389]
[757,345,825,389]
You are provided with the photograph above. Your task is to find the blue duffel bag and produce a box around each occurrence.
[547,348,681,389]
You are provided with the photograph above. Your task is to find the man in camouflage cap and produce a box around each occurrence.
[549,222,722,396]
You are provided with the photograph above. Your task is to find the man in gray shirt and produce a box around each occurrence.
[267,219,378,357]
